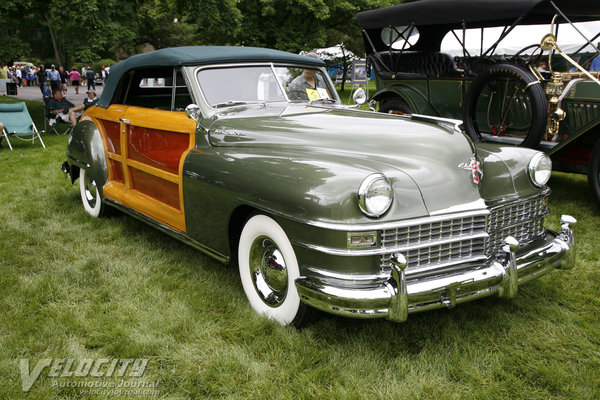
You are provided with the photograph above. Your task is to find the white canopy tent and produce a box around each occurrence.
[440,21,600,56]
[303,45,359,61]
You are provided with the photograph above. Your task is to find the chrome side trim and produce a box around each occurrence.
[240,199,490,232]
[104,198,229,264]
[429,198,488,216]
[310,209,490,232]
[304,266,389,283]
[293,232,489,257]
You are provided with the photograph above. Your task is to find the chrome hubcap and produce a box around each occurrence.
[84,175,97,208]
[249,236,288,307]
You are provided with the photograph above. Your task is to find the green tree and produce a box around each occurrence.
[1,0,398,66]
[134,0,198,49]
[235,0,396,54]
[177,0,241,45]
[1,0,137,66]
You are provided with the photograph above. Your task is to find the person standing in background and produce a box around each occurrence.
[28,67,36,86]
[81,65,87,87]
[59,66,69,94]
[69,67,81,94]
[21,66,29,86]
[15,67,22,87]
[36,64,48,97]
[47,65,60,92]
[86,67,95,91]
[0,62,9,95]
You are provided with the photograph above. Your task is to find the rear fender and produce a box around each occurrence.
[65,120,108,193]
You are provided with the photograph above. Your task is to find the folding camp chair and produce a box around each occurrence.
[0,102,45,150]
[43,97,73,136]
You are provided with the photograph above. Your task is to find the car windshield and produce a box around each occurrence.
[196,65,335,108]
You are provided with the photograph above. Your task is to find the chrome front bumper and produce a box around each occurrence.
[295,215,576,322]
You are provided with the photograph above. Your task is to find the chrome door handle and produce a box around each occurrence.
[119,118,130,124]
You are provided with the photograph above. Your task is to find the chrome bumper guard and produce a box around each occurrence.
[295,215,576,322]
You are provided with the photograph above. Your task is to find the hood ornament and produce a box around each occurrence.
[458,157,483,184]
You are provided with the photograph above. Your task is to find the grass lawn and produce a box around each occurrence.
[1,97,599,399]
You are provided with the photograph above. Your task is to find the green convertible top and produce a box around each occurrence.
[98,46,326,108]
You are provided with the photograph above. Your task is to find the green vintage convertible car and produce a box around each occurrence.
[358,0,600,205]
[63,46,576,327]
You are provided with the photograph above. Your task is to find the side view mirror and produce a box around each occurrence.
[185,104,203,122]
[352,88,367,105]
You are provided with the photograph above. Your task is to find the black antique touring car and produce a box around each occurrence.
[358,0,600,205]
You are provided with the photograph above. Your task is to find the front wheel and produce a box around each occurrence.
[379,99,412,115]
[79,168,105,217]
[238,214,312,327]
[588,140,600,206]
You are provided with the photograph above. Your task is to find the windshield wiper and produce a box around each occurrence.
[213,100,266,109]
[309,98,336,104]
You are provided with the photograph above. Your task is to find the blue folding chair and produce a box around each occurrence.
[0,102,45,150]
[43,97,73,136]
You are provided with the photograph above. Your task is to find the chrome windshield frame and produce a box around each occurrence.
[191,62,341,114]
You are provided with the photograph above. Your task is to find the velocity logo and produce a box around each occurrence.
[19,358,148,392]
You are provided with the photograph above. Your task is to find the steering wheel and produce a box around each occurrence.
[510,44,545,69]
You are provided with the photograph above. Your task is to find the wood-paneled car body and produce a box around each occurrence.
[63,46,576,327]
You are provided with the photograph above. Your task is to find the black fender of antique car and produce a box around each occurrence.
[63,119,108,193]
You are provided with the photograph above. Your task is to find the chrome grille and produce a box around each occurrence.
[380,214,488,273]
[381,237,486,273]
[381,215,487,247]
[379,195,548,274]
[486,197,548,255]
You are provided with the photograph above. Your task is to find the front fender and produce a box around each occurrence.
[370,84,437,116]
[65,120,108,193]
[182,148,429,257]
[476,143,545,201]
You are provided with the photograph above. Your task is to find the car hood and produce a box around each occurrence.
[206,104,485,215]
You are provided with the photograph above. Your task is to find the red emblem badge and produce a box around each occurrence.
[458,157,483,184]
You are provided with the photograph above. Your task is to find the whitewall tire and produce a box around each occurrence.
[238,214,310,326]
[79,168,105,218]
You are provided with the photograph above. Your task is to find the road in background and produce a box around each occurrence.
[4,84,104,104]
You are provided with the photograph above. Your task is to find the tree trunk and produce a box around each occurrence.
[46,21,63,65]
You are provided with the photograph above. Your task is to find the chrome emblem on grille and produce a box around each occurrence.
[458,157,483,184]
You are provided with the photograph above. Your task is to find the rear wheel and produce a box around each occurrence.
[238,214,312,327]
[588,140,600,206]
[463,63,547,148]
[79,169,105,217]
[379,99,412,115]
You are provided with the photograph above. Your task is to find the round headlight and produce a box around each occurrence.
[528,152,552,187]
[358,174,393,217]
[352,88,367,105]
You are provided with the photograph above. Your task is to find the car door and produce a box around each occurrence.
[91,67,196,232]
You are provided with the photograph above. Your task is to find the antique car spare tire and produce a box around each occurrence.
[463,63,547,148]
[379,99,412,115]
[588,140,600,206]
[238,214,312,327]
[79,169,105,218]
